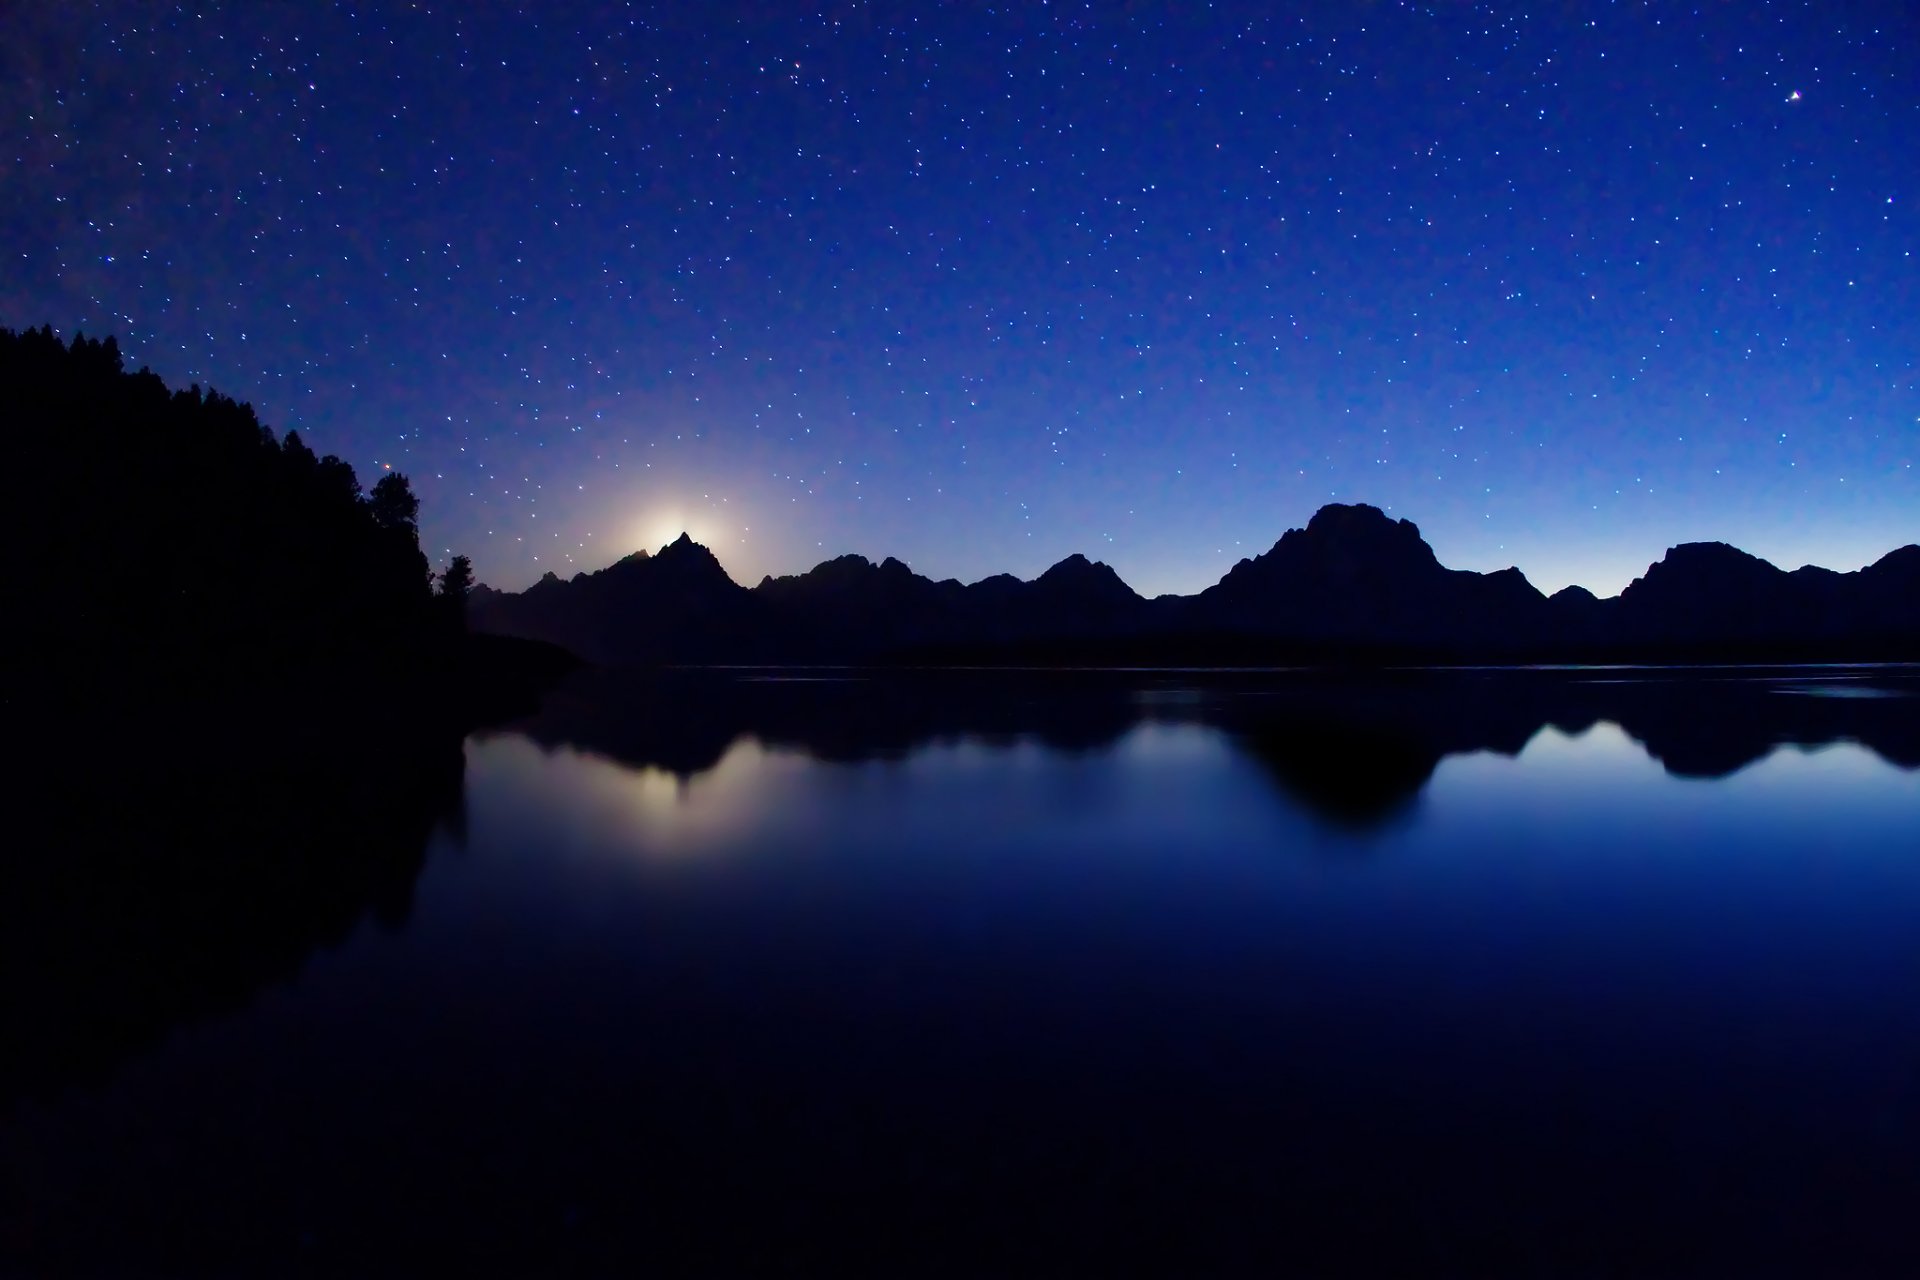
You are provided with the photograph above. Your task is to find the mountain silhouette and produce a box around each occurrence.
[1033,553,1142,611]
[1179,503,1552,652]
[475,532,759,662]
[470,502,1919,665]
[755,554,964,659]
[1617,542,1798,647]
[963,553,1150,647]
[1601,539,1920,658]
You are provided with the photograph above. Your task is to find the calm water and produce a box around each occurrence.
[5,668,1918,1274]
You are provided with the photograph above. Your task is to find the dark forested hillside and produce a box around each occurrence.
[0,326,571,1105]
[2,325,451,701]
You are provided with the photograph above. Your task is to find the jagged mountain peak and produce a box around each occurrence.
[466,504,1920,664]
[1622,542,1784,602]
[651,532,726,569]
[598,549,654,580]
[655,531,711,561]
[1304,501,1414,536]
[1038,551,1113,581]
[1293,503,1435,559]
[1034,552,1140,605]
[1653,541,1778,570]
[754,551,943,612]
[1212,502,1443,598]
[759,555,860,596]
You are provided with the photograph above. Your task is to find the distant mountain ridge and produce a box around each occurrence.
[469,503,1920,665]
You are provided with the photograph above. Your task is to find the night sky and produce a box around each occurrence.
[7,2,1915,596]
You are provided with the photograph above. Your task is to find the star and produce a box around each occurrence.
[2,4,1908,598]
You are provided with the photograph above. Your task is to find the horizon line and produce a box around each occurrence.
[482,510,1916,604]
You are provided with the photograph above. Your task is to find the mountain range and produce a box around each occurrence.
[469,503,1920,665]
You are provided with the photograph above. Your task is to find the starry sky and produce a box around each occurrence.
[6,1,1915,596]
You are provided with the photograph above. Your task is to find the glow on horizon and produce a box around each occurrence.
[542,506,1913,603]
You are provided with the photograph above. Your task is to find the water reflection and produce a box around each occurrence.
[497,665,1920,830]
[475,735,815,858]
[1,721,466,1107]
[12,665,1913,1105]
[6,667,1919,1275]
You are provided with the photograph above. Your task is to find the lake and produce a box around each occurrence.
[5,666,1918,1274]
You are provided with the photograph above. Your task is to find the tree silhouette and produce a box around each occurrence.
[1,324,473,705]
[439,554,475,602]
[370,472,420,532]
[435,553,476,634]
[3,325,587,1129]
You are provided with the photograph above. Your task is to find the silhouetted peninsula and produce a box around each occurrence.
[2,325,574,1105]
[471,502,1919,666]
[3,324,574,723]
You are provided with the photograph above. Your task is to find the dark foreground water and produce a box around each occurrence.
[5,667,1919,1275]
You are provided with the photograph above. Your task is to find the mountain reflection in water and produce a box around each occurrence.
[4,666,1918,1275]
[501,665,1920,828]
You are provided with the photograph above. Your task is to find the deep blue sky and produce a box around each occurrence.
[7,1,1915,595]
